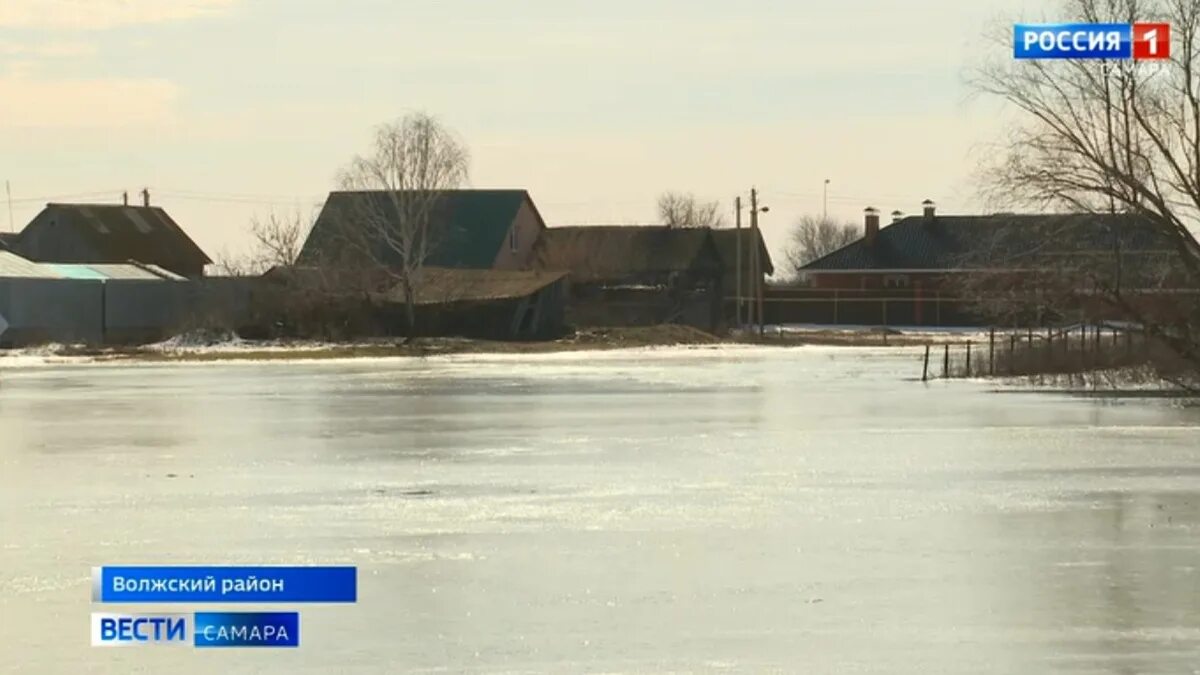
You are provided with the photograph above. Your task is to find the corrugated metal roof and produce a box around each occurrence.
[48,264,107,280]
[49,263,185,280]
[0,251,61,278]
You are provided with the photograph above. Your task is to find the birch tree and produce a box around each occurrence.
[335,113,470,336]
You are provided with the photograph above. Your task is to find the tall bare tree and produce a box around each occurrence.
[657,191,725,228]
[973,0,1200,379]
[335,112,470,337]
[785,214,859,275]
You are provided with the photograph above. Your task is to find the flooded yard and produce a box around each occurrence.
[1,346,1199,673]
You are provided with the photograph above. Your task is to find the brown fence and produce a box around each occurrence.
[921,325,1154,381]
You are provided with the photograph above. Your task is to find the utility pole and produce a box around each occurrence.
[750,188,764,336]
[734,196,743,328]
[823,178,830,221]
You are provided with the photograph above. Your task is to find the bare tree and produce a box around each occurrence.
[657,191,725,228]
[972,0,1200,382]
[785,214,859,275]
[211,208,312,276]
[335,112,470,337]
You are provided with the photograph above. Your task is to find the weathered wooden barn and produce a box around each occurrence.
[532,226,725,332]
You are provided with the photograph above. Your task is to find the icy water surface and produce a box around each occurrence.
[1,346,1199,673]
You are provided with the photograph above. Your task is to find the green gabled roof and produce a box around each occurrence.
[299,189,536,269]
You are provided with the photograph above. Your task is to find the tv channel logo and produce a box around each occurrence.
[91,613,189,647]
[91,612,299,648]
[1014,23,1170,60]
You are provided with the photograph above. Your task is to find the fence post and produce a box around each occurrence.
[922,344,930,382]
[943,343,949,378]
[989,328,996,376]
[966,342,972,376]
[1009,334,1016,375]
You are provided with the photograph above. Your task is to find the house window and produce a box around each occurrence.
[883,274,910,289]
[509,226,518,253]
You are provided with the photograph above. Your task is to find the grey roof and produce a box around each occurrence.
[0,251,59,278]
[23,203,211,272]
[0,251,184,280]
[50,262,185,280]
[710,228,774,275]
[531,226,722,283]
[801,213,1180,271]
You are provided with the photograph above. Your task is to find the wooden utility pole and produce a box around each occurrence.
[750,188,764,336]
[734,196,743,328]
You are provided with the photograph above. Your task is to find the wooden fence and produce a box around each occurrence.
[921,324,1154,381]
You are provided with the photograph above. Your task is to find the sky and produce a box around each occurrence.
[0,0,1051,266]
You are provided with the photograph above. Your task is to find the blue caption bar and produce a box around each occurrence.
[92,566,356,603]
[194,612,299,648]
[1014,23,1131,59]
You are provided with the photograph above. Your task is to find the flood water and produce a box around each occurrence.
[1,346,1199,673]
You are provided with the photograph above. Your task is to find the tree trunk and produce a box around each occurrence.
[403,280,417,343]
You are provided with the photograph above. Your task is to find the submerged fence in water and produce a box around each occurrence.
[920,324,1156,381]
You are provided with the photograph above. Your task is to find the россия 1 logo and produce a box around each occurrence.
[1014,22,1170,60]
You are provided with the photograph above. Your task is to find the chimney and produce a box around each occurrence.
[141,188,150,207]
[890,210,904,223]
[122,191,128,206]
[864,206,880,244]
[922,199,936,223]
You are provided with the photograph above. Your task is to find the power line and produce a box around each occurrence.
[6,189,126,205]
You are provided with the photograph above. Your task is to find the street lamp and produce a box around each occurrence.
[823,178,830,220]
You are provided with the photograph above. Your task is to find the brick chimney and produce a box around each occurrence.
[864,206,880,244]
[122,191,128,206]
[141,188,150,207]
[922,199,936,223]
[891,210,904,223]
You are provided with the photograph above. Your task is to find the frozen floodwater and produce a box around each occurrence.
[1,346,1199,673]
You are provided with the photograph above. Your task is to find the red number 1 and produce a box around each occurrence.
[1133,23,1171,60]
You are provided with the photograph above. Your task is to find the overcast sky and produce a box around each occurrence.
[0,0,1052,264]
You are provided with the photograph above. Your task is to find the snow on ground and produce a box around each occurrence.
[768,323,994,340]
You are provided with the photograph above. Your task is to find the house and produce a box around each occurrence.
[14,201,211,278]
[531,225,725,331]
[297,189,547,271]
[790,200,1187,326]
[801,201,1180,291]
[710,228,774,321]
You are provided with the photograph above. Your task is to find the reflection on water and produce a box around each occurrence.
[1,346,1199,673]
